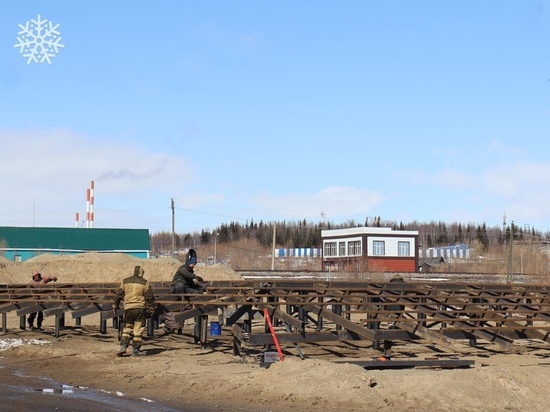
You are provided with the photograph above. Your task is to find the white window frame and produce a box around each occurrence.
[324,241,337,257]
[339,241,346,256]
[347,240,361,256]
[398,241,410,256]
[373,240,385,256]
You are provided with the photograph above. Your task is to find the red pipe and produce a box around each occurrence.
[263,308,284,361]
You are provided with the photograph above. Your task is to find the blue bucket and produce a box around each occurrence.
[210,321,221,336]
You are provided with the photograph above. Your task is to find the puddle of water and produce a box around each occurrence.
[0,365,189,412]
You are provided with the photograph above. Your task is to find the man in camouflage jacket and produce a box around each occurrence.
[113,265,155,356]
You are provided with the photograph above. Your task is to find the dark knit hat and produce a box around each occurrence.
[187,257,197,265]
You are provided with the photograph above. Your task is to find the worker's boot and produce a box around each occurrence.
[116,343,127,357]
[132,347,143,357]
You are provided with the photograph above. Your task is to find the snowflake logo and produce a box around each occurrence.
[14,14,64,64]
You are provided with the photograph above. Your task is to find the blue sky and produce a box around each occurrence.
[1,1,550,234]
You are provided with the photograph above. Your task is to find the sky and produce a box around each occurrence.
[1,1,550,235]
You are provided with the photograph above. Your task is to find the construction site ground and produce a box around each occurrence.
[1,253,550,411]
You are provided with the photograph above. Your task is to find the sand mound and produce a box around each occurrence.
[0,253,243,284]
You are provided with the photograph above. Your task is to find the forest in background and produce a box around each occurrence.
[149,219,550,275]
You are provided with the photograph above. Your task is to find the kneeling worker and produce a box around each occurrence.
[169,257,205,294]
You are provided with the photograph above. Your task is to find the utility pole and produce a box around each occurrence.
[506,221,514,284]
[171,198,175,255]
[271,224,276,271]
[214,232,219,264]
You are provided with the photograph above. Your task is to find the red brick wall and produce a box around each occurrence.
[322,257,417,272]
[366,258,416,273]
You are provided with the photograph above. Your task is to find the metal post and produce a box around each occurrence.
[193,315,201,344]
[214,232,218,264]
[201,314,208,348]
[171,198,175,255]
[507,221,514,284]
[271,225,276,270]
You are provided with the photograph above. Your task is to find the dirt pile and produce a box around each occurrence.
[0,253,243,284]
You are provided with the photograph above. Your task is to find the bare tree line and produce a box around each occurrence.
[150,218,544,256]
[148,218,550,274]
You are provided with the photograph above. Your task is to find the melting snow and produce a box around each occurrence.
[0,338,51,352]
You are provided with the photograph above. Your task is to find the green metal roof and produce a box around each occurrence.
[0,226,150,251]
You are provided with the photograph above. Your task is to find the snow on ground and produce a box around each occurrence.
[0,338,51,352]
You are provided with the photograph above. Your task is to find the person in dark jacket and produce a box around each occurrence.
[169,258,205,294]
[113,266,155,357]
[28,271,57,331]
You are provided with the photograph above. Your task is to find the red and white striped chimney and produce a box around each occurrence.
[75,212,79,228]
[90,180,95,229]
[86,188,90,228]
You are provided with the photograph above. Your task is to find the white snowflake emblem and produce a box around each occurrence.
[14,14,64,64]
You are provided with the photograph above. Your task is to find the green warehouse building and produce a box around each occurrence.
[0,226,150,262]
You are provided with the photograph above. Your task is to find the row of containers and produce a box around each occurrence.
[275,248,322,258]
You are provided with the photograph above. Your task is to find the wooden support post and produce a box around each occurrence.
[333,304,342,331]
[372,317,381,350]
[317,297,323,331]
[232,324,244,357]
[54,313,64,337]
[366,296,376,330]
[100,316,107,334]
[264,311,272,351]
[200,314,208,348]
[439,304,447,329]
[469,298,479,346]
[526,298,533,327]
[244,318,252,334]
[193,315,200,344]
[383,340,392,358]
[419,298,427,326]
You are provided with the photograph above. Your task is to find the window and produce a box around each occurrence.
[373,241,385,256]
[398,241,410,256]
[348,240,361,256]
[339,242,346,256]
[324,242,337,257]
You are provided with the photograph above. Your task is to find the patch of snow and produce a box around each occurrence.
[0,338,51,351]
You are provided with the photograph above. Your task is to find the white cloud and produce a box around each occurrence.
[0,128,192,194]
[484,162,550,197]
[250,186,384,221]
[0,128,193,229]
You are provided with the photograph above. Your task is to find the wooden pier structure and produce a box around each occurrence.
[2,279,550,369]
